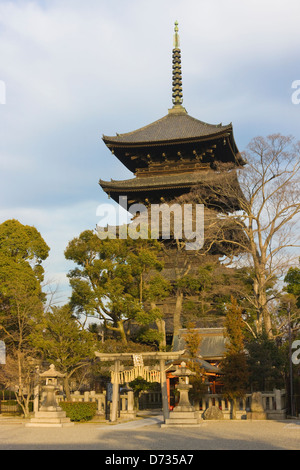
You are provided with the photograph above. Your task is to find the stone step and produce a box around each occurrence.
[34,411,67,419]
[169,411,198,419]
[25,409,74,427]
[165,417,200,425]
[29,417,72,424]
[25,422,74,428]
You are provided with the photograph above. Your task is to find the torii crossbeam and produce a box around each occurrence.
[95,350,185,422]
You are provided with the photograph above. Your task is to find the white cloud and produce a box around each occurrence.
[0,0,300,303]
[0,199,101,302]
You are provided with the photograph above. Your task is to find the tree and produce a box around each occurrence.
[195,134,300,338]
[221,297,249,418]
[282,265,300,348]
[31,305,97,400]
[65,230,167,346]
[284,262,300,309]
[123,237,171,350]
[0,219,49,284]
[65,232,133,343]
[181,323,207,402]
[246,336,285,391]
[156,244,247,347]
[0,219,50,416]
[0,276,44,416]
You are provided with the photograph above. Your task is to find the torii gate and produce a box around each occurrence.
[95,350,185,422]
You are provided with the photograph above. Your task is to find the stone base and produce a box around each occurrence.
[25,410,74,428]
[120,411,136,420]
[266,410,286,420]
[161,409,202,428]
[247,411,267,420]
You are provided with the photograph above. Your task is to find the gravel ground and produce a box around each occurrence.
[0,416,299,451]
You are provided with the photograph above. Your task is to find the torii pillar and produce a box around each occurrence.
[95,351,185,422]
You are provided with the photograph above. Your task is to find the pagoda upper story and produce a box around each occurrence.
[100,22,245,207]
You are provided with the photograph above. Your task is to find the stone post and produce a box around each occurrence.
[160,358,169,421]
[247,392,267,420]
[274,389,282,411]
[127,389,134,414]
[111,360,120,422]
[33,367,40,413]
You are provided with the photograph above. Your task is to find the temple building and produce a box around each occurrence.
[99,22,245,345]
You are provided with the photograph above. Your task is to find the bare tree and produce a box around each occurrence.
[0,281,43,417]
[198,134,300,338]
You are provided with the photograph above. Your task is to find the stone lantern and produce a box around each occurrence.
[172,361,195,411]
[39,364,64,411]
[161,361,201,428]
[26,364,74,427]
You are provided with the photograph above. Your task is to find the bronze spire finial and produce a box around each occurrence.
[170,21,186,114]
[174,20,180,48]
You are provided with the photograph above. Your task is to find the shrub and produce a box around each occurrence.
[60,401,97,422]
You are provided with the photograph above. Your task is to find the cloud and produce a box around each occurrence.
[0,0,300,304]
[0,199,101,302]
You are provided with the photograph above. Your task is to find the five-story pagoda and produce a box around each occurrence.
[99,22,245,344]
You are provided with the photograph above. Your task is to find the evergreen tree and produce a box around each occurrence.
[64,230,169,347]
[31,305,96,400]
[221,297,249,418]
[0,219,50,416]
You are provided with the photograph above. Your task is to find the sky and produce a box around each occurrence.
[0,0,300,304]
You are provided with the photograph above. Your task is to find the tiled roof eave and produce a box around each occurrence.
[99,170,240,193]
[100,182,195,193]
[102,128,233,149]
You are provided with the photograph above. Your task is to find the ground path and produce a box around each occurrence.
[0,415,299,451]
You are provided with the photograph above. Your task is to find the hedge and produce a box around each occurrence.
[59,401,98,422]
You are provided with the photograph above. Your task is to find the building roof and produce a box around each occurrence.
[102,110,234,147]
[99,167,244,210]
[173,328,228,360]
[100,170,217,193]
[101,22,244,175]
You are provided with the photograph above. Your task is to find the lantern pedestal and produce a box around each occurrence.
[161,362,202,428]
[26,409,74,428]
[26,364,74,428]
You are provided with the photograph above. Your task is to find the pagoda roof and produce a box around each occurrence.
[102,110,234,148]
[99,168,244,211]
[100,169,224,192]
[100,168,240,193]
[101,22,243,172]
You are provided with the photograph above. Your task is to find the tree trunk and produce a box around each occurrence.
[231,398,237,420]
[16,350,29,417]
[263,309,273,339]
[254,270,273,339]
[155,317,166,351]
[64,376,71,401]
[117,320,127,345]
[172,290,183,348]
[106,320,128,344]
[150,300,166,351]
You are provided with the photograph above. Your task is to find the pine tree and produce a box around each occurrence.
[221,297,249,418]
